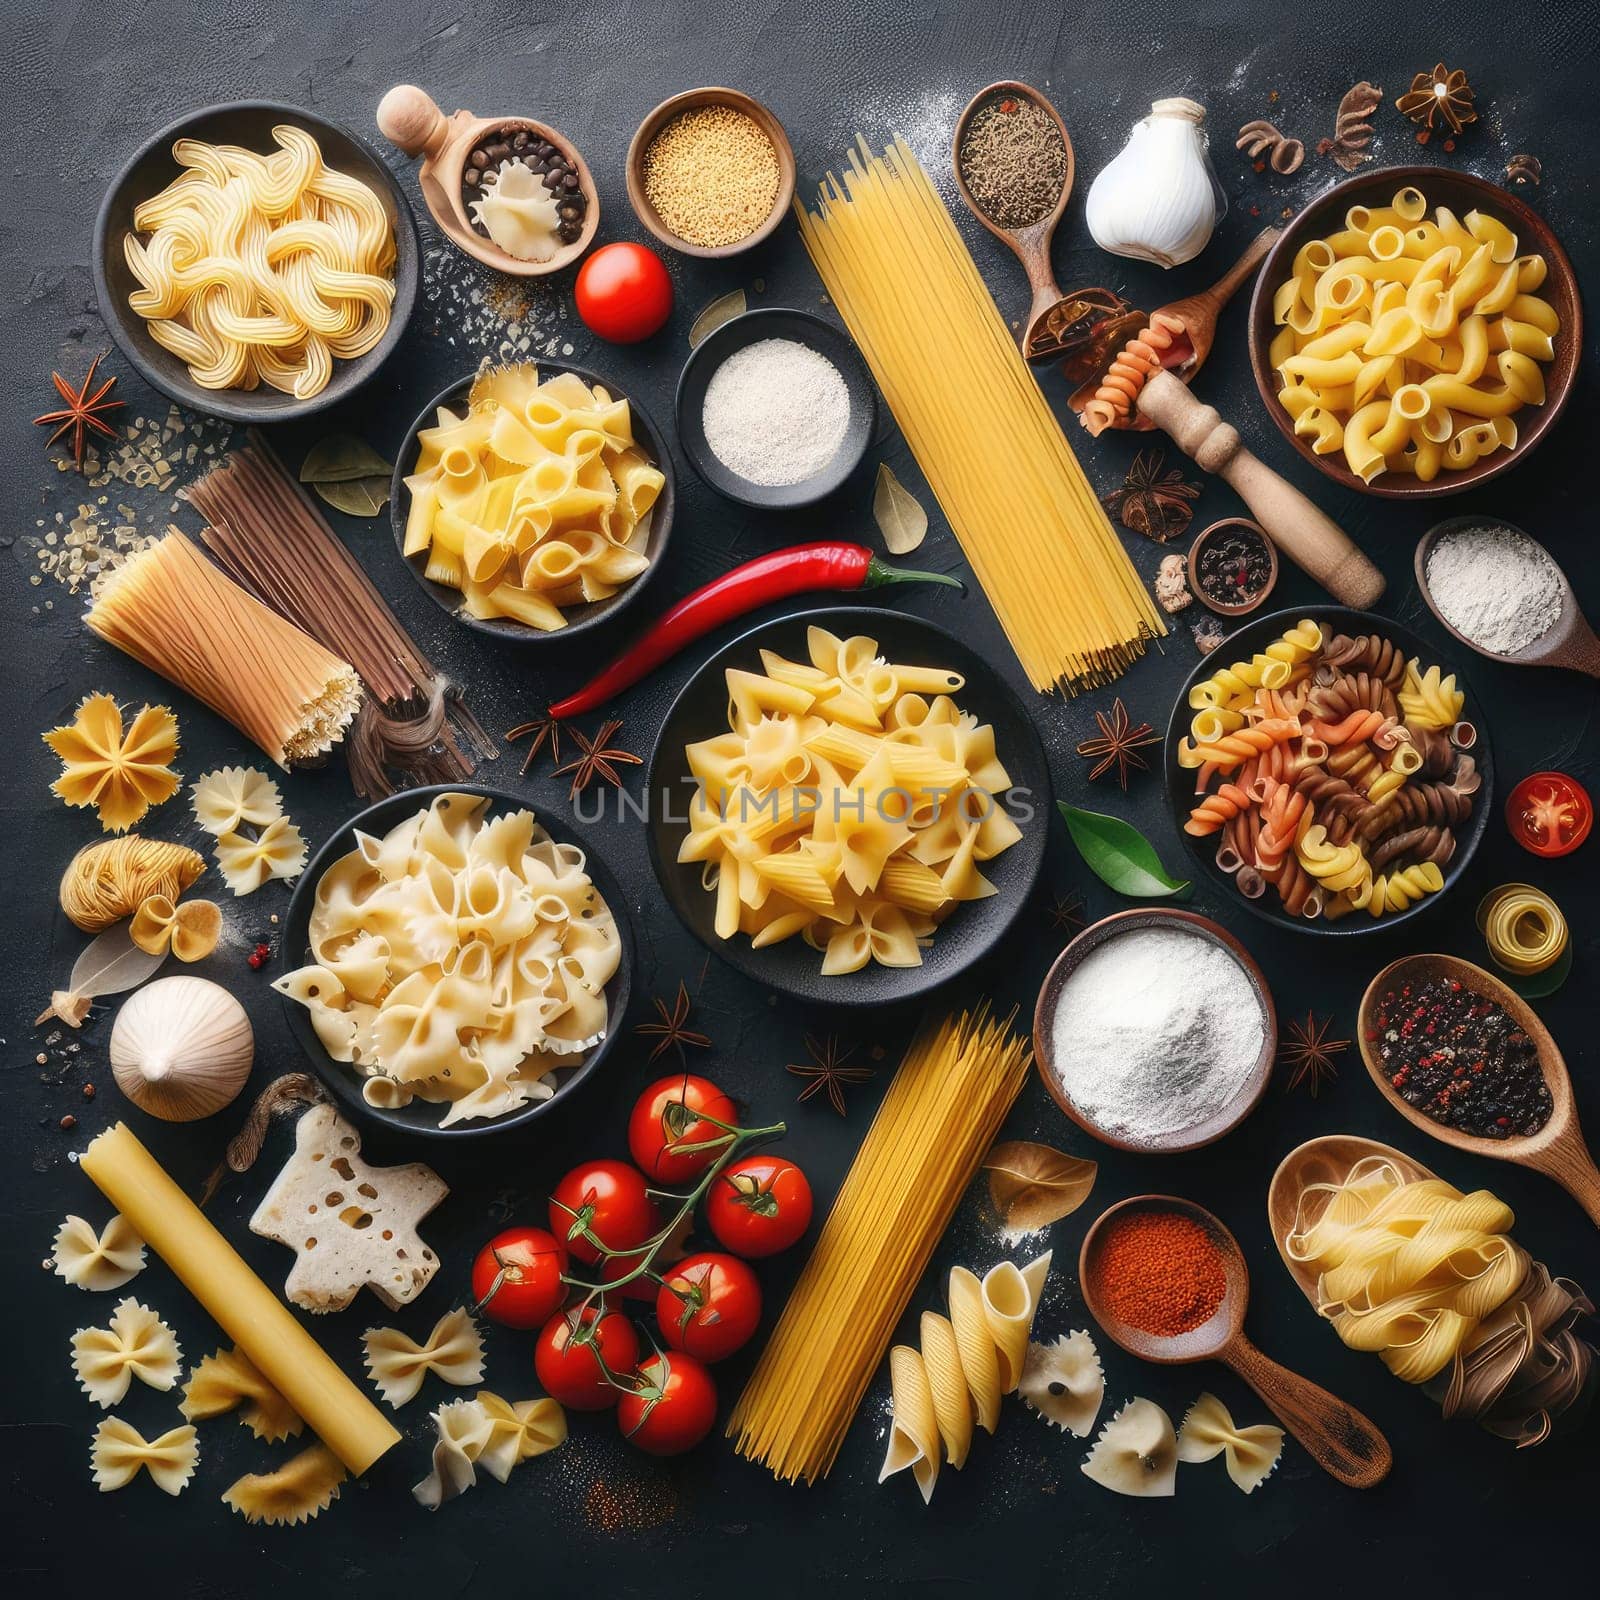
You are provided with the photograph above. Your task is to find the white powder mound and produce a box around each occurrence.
[1047,927,1265,1145]
[701,338,851,485]
[1425,523,1564,656]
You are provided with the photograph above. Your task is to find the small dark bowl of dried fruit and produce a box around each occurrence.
[1188,517,1278,616]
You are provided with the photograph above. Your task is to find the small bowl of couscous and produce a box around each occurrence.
[626,88,795,258]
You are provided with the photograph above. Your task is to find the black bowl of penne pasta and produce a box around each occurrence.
[1165,606,1493,934]
[94,100,419,423]
[390,365,676,643]
[646,606,1051,1003]
[1248,166,1580,498]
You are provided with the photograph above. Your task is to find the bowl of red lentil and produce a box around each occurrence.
[626,87,796,259]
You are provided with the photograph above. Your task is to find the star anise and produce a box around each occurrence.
[505,713,562,775]
[1395,63,1477,137]
[635,980,712,1062]
[1075,698,1158,789]
[1279,1011,1349,1098]
[34,354,125,472]
[787,1035,873,1117]
[1101,449,1200,542]
[1045,889,1087,934]
[552,717,642,799]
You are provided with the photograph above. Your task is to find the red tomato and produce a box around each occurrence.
[549,1159,657,1265]
[1507,772,1592,858]
[470,1226,569,1330]
[535,1306,640,1411]
[628,1073,738,1183]
[574,242,673,343]
[706,1154,813,1258]
[656,1252,762,1363]
[617,1351,718,1455]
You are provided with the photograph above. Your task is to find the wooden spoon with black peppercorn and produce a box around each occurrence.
[1359,953,1600,1228]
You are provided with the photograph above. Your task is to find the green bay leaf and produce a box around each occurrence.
[300,434,392,485]
[872,463,928,555]
[1058,802,1191,900]
[314,475,391,517]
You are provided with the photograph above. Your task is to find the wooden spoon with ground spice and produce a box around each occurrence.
[952,81,1077,360]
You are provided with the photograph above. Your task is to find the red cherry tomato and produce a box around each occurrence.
[627,1073,738,1183]
[549,1159,657,1265]
[656,1252,762,1363]
[574,242,673,343]
[470,1226,569,1330]
[1507,772,1592,858]
[535,1305,640,1411]
[706,1154,813,1258]
[617,1350,718,1455]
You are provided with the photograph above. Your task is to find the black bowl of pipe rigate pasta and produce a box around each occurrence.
[645,606,1051,1005]
[389,365,676,643]
[93,101,419,424]
[1164,606,1493,936]
[1248,165,1581,499]
[276,786,633,1139]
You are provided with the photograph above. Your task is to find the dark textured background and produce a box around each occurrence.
[3,2,1596,1594]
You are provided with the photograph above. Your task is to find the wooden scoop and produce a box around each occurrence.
[1415,518,1600,678]
[1066,228,1281,420]
[376,85,599,276]
[1132,371,1385,608]
[951,82,1077,361]
[1079,1194,1392,1488]
[1359,952,1600,1227]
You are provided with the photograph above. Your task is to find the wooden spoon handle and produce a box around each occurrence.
[1222,1334,1392,1488]
[1136,371,1385,608]
[377,84,451,159]
[1549,622,1600,678]
[1530,1128,1600,1228]
[1200,225,1281,311]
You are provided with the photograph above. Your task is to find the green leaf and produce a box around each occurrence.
[299,434,392,484]
[688,289,747,349]
[872,463,928,555]
[313,475,390,517]
[1057,803,1192,900]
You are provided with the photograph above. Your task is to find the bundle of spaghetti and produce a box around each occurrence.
[85,529,362,769]
[59,836,206,931]
[793,137,1163,694]
[728,1008,1031,1483]
[185,434,493,798]
[1079,313,1188,435]
[1183,618,1476,918]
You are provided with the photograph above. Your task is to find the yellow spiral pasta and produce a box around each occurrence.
[123,124,396,399]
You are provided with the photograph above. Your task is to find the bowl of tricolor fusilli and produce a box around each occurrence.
[1164,606,1493,935]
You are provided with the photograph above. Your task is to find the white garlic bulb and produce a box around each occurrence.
[1085,98,1225,268]
[110,976,253,1122]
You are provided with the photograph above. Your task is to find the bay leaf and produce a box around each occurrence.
[872,463,928,555]
[299,434,393,484]
[1058,803,1192,900]
[314,475,391,517]
[983,1140,1098,1236]
[36,924,165,1028]
[689,289,747,349]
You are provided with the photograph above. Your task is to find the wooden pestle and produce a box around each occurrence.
[1136,370,1385,609]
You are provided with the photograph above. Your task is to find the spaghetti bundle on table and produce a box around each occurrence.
[1180,618,1479,919]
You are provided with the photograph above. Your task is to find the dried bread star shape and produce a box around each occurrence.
[42,693,180,832]
[249,1104,448,1312]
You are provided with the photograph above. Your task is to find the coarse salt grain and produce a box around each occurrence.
[1046,926,1265,1145]
[701,338,850,486]
[1425,522,1564,656]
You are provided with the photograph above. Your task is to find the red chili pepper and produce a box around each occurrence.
[546,543,963,721]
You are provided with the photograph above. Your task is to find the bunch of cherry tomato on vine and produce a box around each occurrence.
[470,1071,812,1456]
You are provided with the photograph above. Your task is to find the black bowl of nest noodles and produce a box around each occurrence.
[277,785,633,1140]
[390,365,676,643]
[647,606,1050,1005]
[1165,605,1493,937]
[94,100,419,424]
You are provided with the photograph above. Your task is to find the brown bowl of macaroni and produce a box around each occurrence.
[1248,165,1580,499]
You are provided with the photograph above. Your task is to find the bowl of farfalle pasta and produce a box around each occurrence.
[647,607,1050,1003]
[391,362,674,641]
[1249,166,1580,497]
[1165,607,1493,935]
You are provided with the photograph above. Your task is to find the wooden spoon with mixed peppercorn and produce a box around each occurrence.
[1359,951,1600,1228]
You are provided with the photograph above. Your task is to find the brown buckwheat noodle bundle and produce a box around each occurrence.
[728,1008,1031,1483]
[85,529,362,769]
